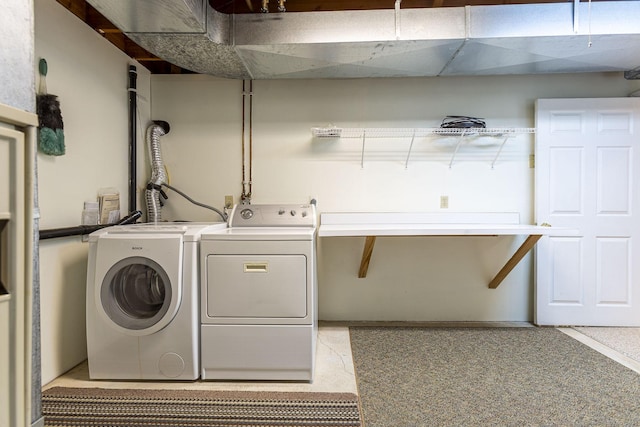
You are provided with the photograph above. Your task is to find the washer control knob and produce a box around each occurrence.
[240,208,254,220]
[301,211,308,217]
[290,210,297,216]
[278,209,285,215]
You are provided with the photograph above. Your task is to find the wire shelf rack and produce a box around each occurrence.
[311,127,535,138]
[310,127,536,168]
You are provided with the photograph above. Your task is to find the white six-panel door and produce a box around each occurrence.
[535,98,640,326]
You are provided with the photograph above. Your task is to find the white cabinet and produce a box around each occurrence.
[0,103,37,427]
[0,290,9,427]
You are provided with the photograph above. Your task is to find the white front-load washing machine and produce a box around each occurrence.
[200,204,317,381]
[86,222,225,380]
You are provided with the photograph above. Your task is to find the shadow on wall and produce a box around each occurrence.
[41,240,90,383]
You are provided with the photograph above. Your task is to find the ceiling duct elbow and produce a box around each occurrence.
[126,8,250,79]
[87,0,251,78]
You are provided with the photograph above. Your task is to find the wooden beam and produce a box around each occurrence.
[85,3,120,32]
[103,32,126,51]
[488,235,542,289]
[358,236,377,278]
[56,0,86,19]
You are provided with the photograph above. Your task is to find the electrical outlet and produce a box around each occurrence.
[440,195,449,209]
[224,195,234,209]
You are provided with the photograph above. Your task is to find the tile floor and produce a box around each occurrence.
[44,326,357,393]
[561,327,640,375]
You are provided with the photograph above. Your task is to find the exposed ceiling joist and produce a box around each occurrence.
[56,0,194,73]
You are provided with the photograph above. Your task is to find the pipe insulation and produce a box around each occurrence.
[143,120,228,222]
[145,121,170,223]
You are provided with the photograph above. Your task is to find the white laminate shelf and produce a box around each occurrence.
[319,212,576,288]
[311,127,536,168]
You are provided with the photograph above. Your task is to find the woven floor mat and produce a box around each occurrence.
[42,387,362,427]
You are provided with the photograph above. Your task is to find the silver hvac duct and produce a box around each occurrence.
[86,1,640,78]
[145,121,170,223]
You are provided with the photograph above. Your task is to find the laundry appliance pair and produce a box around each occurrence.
[86,203,318,382]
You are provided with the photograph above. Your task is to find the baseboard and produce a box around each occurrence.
[320,320,535,328]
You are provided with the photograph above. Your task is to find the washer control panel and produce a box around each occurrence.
[230,203,317,228]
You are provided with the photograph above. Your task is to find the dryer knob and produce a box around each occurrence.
[290,210,297,216]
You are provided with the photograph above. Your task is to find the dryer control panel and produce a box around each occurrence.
[229,203,317,228]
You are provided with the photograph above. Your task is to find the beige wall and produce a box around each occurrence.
[151,74,640,322]
[35,0,151,385]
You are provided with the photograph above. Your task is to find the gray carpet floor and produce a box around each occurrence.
[349,327,640,427]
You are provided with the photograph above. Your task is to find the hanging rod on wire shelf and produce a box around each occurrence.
[311,127,536,138]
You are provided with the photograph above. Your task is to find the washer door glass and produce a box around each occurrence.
[100,256,173,331]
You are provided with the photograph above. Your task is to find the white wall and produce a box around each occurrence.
[35,0,151,385]
[152,74,640,322]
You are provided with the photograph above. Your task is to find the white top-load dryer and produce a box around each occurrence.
[86,222,226,380]
[200,203,317,381]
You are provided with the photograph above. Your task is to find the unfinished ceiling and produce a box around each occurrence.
[62,0,640,78]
